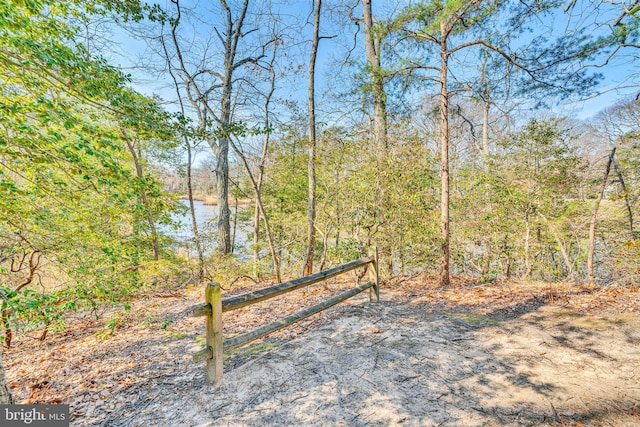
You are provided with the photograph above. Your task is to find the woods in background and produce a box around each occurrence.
[1,0,639,379]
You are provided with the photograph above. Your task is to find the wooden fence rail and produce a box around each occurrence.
[188,249,380,385]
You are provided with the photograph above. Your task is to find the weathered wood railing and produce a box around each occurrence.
[187,250,380,384]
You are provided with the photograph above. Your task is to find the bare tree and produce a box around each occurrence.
[303,0,323,276]
[164,0,265,254]
[588,148,615,283]
[161,37,206,279]
[252,33,280,281]
[594,98,640,235]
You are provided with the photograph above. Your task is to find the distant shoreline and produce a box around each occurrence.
[178,195,251,207]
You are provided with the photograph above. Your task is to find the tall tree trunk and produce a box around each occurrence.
[480,97,493,280]
[216,57,233,254]
[362,0,387,150]
[231,185,239,252]
[479,51,491,168]
[481,241,491,278]
[438,24,451,287]
[505,256,511,278]
[303,0,322,277]
[0,348,12,404]
[216,141,232,255]
[186,139,205,279]
[167,0,251,256]
[480,72,492,279]
[256,197,281,282]
[253,202,261,277]
[317,225,331,273]
[254,39,278,278]
[227,138,282,282]
[523,213,532,279]
[162,40,205,279]
[214,0,251,255]
[482,99,490,163]
[611,154,634,237]
[363,0,392,273]
[587,148,615,283]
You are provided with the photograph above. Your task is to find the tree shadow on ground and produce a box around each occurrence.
[76,285,640,427]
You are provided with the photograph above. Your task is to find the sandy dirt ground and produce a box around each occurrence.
[5,276,640,426]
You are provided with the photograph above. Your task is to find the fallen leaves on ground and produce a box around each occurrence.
[4,273,639,426]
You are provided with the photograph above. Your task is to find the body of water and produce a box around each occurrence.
[166,199,251,256]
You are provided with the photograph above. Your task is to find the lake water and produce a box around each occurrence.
[167,199,251,255]
[169,200,218,241]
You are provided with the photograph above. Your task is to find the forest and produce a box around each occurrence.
[1,0,639,421]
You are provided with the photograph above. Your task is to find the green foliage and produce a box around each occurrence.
[0,0,183,338]
[452,118,587,280]
[258,126,309,270]
[396,0,501,36]
[208,253,252,288]
[610,239,640,284]
[257,119,439,276]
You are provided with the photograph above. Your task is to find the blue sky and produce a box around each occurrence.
[106,0,639,127]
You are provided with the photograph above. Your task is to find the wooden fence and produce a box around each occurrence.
[187,249,380,385]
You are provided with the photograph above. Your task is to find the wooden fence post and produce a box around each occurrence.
[206,282,223,385]
[369,247,380,302]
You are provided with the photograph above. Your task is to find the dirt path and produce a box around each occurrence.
[129,300,640,426]
[5,278,640,426]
